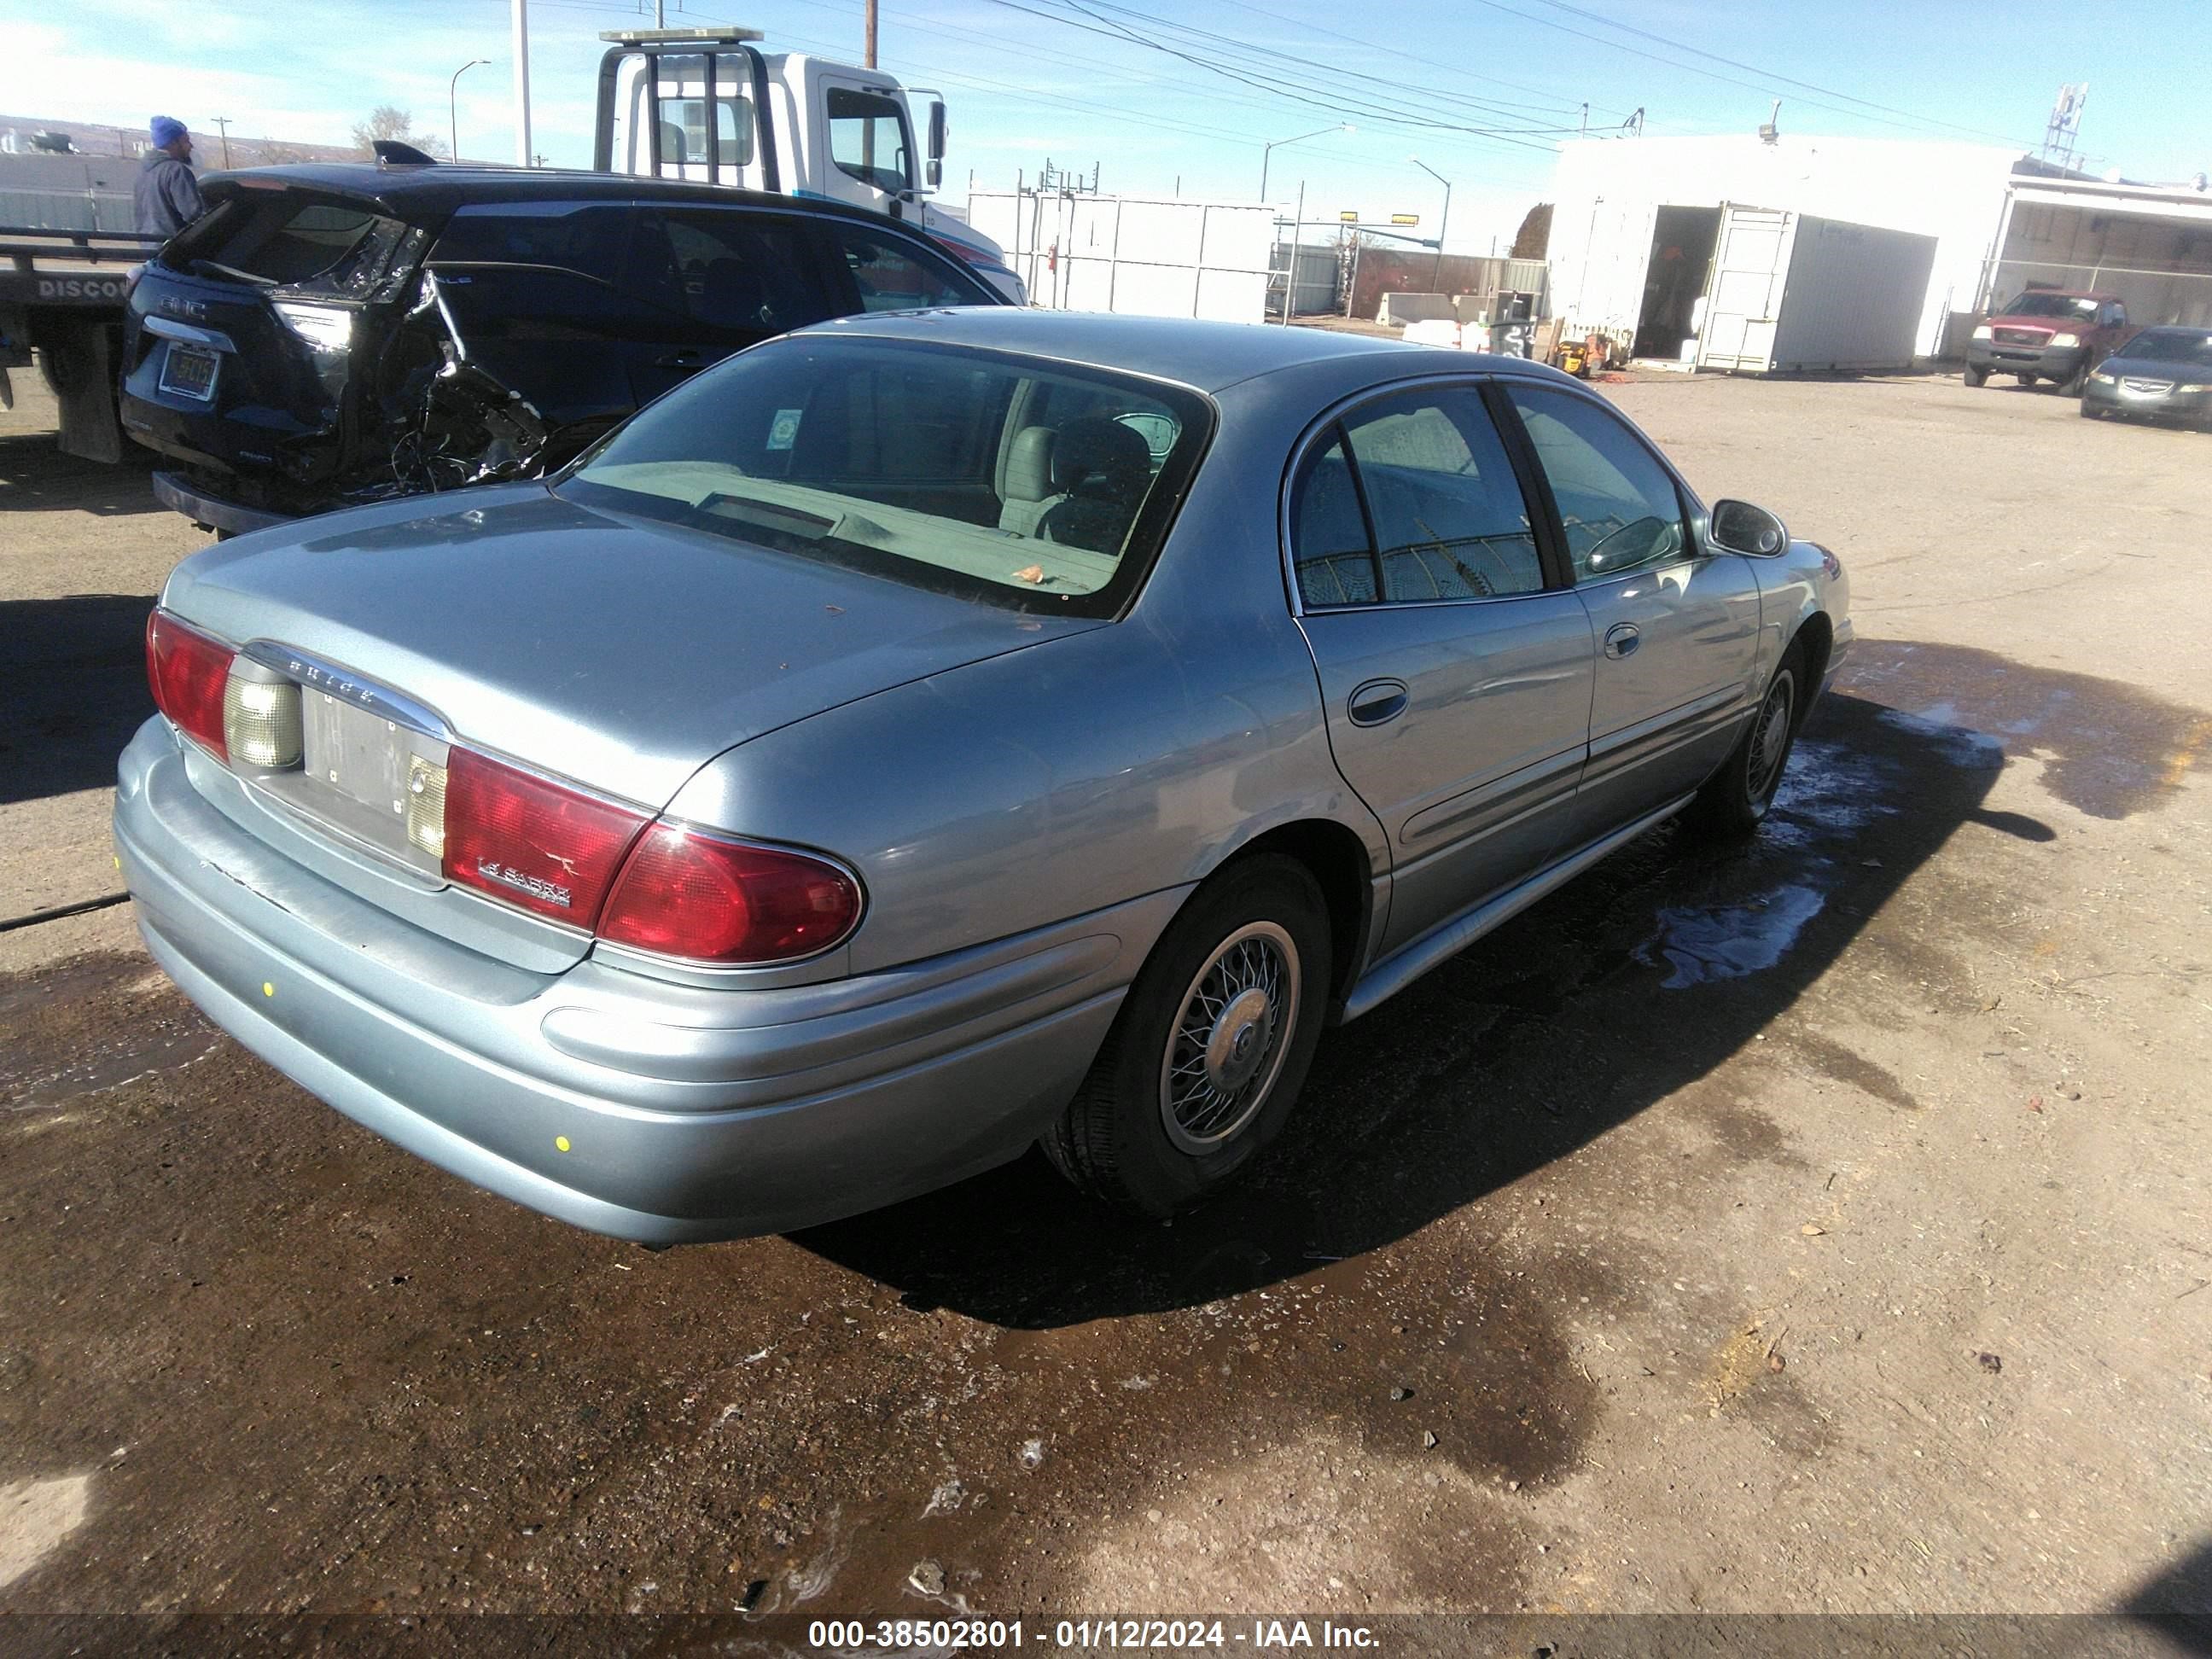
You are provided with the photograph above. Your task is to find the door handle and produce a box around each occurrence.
[655,351,705,370]
[1348,678,1409,726]
[1603,622,1641,659]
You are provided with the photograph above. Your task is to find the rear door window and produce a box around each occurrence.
[1292,387,1545,606]
[427,204,677,345]
[634,208,839,341]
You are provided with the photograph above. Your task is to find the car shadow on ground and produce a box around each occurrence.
[0,429,165,517]
[2124,1534,2212,1637]
[794,642,2207,1329]
[0,593,154,805]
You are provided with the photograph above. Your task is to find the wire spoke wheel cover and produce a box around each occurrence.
[1158,920,1301,1155]
[1747,670,1796,802]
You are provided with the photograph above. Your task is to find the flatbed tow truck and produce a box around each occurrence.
[0,224,159,462]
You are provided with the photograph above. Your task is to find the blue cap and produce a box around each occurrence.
[150,116,187,148]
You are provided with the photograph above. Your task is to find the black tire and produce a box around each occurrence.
[2079,400,2099,419]
[1042,853,1330,1215]
[1688,644,1807,838]
[1963,364,1988,388]
[2015,373,2038,387]
[2058,363,2090,396]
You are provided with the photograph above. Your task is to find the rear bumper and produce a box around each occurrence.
[114,719,1167,1242]
[150,469,293,538]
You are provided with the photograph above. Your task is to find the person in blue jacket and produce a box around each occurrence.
[134,116,206,241]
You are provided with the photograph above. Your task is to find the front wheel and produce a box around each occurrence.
[1688,647,1805,837]
[1043,854,1330,1214]
[2058,363,2091,396]
[1963,364,1988,388]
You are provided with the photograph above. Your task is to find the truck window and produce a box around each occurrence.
[649,52,755,172]
[827,89,911,195]
[832,226,987,311]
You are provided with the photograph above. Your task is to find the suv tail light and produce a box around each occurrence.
[146,609,235,760]
[598,825,862,964]
[441,748,649,928]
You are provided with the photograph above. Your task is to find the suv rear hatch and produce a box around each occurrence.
[121,181,428,514]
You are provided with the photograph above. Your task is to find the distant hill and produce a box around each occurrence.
[0,114,356,177]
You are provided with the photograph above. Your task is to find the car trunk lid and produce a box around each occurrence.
[160,484,1101,965]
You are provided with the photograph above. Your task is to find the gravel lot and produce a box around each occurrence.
[1,366,2207,1629]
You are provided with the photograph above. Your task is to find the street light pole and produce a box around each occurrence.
[210,115,231,168]
[1260,122,1352,203]
[1409,155,1452,286]
[510,0,533,166]
[450,59,490,162]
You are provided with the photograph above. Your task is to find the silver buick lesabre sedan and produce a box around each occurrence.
[115,309,1851,1242]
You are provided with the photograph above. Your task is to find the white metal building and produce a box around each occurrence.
[1543,133,2212,362]
[965,191,1278,323]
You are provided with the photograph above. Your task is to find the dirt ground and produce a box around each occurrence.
[1,366,2207,1634]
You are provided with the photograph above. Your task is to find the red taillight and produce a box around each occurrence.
[146,608,234,760]
[597,824,862,964]
[441,748,649,928]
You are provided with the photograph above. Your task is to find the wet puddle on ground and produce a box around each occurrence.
[0,953,220,1112]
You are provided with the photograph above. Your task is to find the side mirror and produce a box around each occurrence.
[1710,498,1788,556]
[926,158,943,189]
[928,100,946,162]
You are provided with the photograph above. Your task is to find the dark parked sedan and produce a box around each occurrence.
[2080,327,2212,428]
[120,165,1002,537]
[116,311,1851,1241]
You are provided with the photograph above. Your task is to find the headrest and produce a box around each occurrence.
[1004,426,1057,504]
[1051,417,1150,498]
[700,259,765,323]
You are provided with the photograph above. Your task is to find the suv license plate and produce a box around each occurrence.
[158,342,219,401]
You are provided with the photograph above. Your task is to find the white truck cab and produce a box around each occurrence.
[594,28,1024,302]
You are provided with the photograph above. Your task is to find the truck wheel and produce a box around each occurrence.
[1042,854,1330,1215]
[2015,373,2037,387]
[1963,365,1988,388]
[1688,644,1806,839]
[2058,364,2090,396]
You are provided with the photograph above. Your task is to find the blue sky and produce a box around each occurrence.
[4,0,2206,253]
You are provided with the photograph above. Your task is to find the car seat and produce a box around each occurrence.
[997,426,1062,536]
[1038,417,1150,553]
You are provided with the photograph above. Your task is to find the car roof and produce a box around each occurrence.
[798,308,1578,395]
[199,162,896,226]
[2003,288,2121,303]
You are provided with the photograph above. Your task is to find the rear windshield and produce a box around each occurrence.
[559,335,1212,618]
[2000,292,2099,320]
[166,195,414,294]
[2117,329,2212,368]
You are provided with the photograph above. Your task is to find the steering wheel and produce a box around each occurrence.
[1583,514,1671,573]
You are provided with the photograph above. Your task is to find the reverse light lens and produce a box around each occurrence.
[440,748,649,928]
[271,300,352,352]
[146,609,235,760]
[405,754,448,860]
[1970,323,1993,341]
[598,826,862,964]
[223,675,303,769]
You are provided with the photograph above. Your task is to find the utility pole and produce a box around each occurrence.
[210,115,231,167]
[511,0,533,166]
[1410,155,1452,287]
[864,0,877,67]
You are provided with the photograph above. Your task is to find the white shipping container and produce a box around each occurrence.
[1697,207,1938,374]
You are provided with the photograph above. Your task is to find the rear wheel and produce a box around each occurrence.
[1963,364,1988,388]
[1043,854,1330,1214]
[1689,645,1805,838]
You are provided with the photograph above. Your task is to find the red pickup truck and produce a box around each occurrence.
[1965,289,2131,393]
